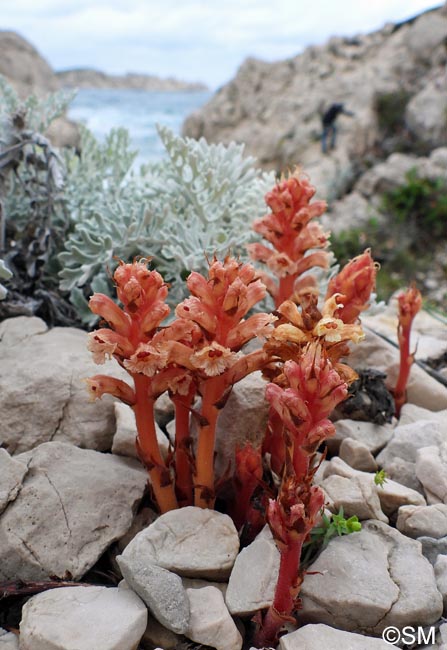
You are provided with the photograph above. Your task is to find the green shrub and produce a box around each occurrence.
[373,90,412,136]
[382,169,447,244]
[0,76,274,325]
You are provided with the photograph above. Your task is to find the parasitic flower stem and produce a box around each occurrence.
[173,390,195,507]
[132,373,178,513]
[394,285,422,417]
[193,375,224,508]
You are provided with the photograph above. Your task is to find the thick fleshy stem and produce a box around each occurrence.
[132,373,178,513]
[172,388,195,507]
[257,537,304,644]
[393,285,422,417]
[193,375,225,508]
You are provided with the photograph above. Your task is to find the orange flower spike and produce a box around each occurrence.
[88,259,178,514]
[173,255,273,509]
[394,285,422,417]
[230,442,264,530]
[326,249,378,324]
[249,169,330,307]
[114,260,169,317]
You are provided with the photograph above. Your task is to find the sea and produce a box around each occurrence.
[67,87,212,167]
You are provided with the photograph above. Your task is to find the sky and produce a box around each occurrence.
[1,0,442,89]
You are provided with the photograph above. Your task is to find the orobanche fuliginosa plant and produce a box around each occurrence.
[86,169,378,646]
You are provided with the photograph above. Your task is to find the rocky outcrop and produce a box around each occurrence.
[56,68,207,92]
[183,6,447,199]
[0,31,58,98]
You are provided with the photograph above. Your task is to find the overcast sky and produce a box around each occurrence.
[1,0,441,88]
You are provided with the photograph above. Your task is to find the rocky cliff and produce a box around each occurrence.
[56,69,207,92]
[0,31,59,98]
[183,5,447,200]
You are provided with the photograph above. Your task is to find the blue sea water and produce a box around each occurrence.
[67,88,212,166]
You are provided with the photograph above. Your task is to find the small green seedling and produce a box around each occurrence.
[374,469,388,488]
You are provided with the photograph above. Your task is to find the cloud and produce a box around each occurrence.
[1,0,440,87]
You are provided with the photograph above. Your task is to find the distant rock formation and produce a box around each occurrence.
[183,5,447,200]
[0,31,59,98]
[56,69,208,92]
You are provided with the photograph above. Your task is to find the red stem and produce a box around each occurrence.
[173,391,195,507]
[132,373,178,513]
[255,536,304,647]
[394,322,412,418]
[194,376,225,508]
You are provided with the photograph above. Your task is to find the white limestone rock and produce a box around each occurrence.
[0,449,27,514]
[329,419,394,454]
[117,558,189,634]
[435,555,447,611]
[324,457,425,516]
[279,623,391,649]
[397,504,447,539]
[19,585,147,650]
[120,506,239,580]
[300,520,442,634]
[0,628,19,649]
[416,444,447,503]
[321,474,388,522]
[339,437,378,472]
[0,317,125,454]
[376,420,444,490]
[226,525,280,616]
[185,586,242,650]
[399,403,447,428]
[0,441,146,581]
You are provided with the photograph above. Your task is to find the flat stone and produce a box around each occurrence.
[182,577,227,597]
[19,585,147,650]
[226,525,280,616]
[324,457,425,516]
[0,449,27,514]
[0,442,146,581]
[120,506,239,580]
[185,586,242,650]
[339,437,378,472]
[397,504,447,539]
[300,520,442,634]
[279,623,391,649]
[399,403,447,429]
[377,420,444,490]
[418,536,447,566]
[416,444,447,503]
[0,317,124,454]
[329,419,394,454]
[0,628,19,649]
[112,402,170,460]
[321,474,388,522]
[435,555,447,611]
[117,558,189,634]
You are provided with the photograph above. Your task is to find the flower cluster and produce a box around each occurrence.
[394,284,422,417]
[87,256,275,511]
[247,169,330,306]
